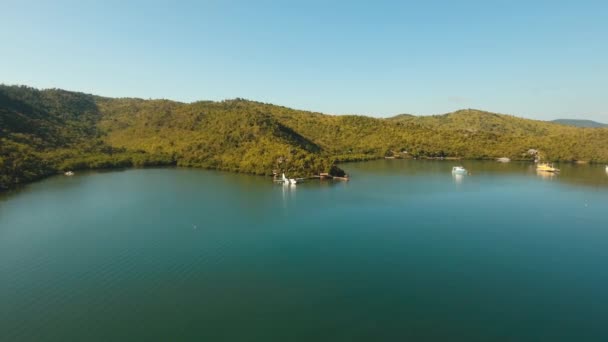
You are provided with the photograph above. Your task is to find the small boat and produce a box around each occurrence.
[451,166,468,175]
[64,171,74,176]
[536,163,559,173]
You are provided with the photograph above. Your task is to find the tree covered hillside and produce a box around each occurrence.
[96,97,334,176]
[2,85,608,190]
[387,109,608,161]
[0,86,172,189]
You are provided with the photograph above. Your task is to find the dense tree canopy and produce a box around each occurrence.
[2,85,608,190]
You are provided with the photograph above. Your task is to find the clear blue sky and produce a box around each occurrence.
[1,0,607,121]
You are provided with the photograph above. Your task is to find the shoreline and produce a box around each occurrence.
[3,157,607,193]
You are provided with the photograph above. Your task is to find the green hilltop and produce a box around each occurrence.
[2,85,608,190]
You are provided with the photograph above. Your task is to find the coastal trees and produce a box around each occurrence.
[1,85,608,189]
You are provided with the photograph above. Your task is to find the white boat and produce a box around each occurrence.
[64,171,74,176]
[451,166,468,175]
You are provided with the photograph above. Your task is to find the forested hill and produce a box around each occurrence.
[2,85,608,190]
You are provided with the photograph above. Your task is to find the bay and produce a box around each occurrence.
[1,160,608,341]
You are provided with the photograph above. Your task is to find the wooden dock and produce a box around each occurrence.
[316,173,349,181]
[275,173,350,182]
[332,176,350,181]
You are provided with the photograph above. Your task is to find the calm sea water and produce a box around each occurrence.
[1,160,608,341]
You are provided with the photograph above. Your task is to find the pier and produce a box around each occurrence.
[273,172,350,183]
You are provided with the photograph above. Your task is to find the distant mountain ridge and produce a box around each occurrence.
[551,119,607,128]
[2,85,608,190]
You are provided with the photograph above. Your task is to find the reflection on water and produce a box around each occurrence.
[452,173,464,184]
[344,159,608,188]
[280,182,296,208]
[536,170,558,180]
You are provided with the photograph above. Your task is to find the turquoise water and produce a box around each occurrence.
[1,160,608,341]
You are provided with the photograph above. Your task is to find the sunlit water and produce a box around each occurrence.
[1,160,608,341]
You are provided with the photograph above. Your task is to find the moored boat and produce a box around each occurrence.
[536,163,559,173]
[451,166,468,175]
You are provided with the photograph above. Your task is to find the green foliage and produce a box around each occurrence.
[0,86,175,189]
[2,86,608,190]
[0,138,52,190]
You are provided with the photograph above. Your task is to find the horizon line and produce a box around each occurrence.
[1,82,604,124]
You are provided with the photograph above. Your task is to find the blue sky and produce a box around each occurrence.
[1,0,607,121]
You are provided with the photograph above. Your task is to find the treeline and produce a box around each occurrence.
[0,86,175,190]
[0,139,175,190]
[2,85,608,190]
